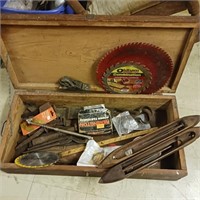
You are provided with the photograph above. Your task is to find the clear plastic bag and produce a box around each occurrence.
[112,111,139,136]
[77,140,103,167]
[77,140,120,167]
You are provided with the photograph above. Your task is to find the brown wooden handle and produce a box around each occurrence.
[66,0,87,14]
[186,0,199,16]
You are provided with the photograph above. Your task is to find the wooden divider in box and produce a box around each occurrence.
[0,13,199,180]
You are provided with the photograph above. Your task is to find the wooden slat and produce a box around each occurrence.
[16,91,174,110]
[166,97,179,123]
[178,149,187,170]
[171,27,199,90]
[133,1,188,16]
[0,163,187,180]
[0,95,26,163]
[1,14,199,28]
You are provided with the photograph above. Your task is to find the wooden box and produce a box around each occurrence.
[0,10,199,180]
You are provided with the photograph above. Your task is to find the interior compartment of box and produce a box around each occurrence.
[0,91,186,179]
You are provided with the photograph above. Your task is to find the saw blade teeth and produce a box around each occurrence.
[97,42,173,94]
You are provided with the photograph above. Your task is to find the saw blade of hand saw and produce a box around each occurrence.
[102,62,152,94]
[96,43,173,94]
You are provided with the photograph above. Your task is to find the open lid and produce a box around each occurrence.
[0,14,199,93]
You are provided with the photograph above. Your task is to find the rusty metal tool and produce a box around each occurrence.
[14,128,156,168]
[15,128,45,150]
[99,127,200,183]
[26,135,88,153]
[26,119,93,140]
[58,76,104,92]
[31,132,66,146]
[59,76,91,91]
[98,115,200,169]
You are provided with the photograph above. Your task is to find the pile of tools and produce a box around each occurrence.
[14,103,156,163]
[14,102,200,183]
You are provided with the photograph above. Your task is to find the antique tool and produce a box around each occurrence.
[26,135,88,153]
[54,107,68,126]
[14,128,156,168]
[96,43,173,94]
[59,76,91,91]
[15,128,45,151]
[31,132,66,146]
[66,107,81,120]
[111,106,156,128]
[39,102,52,113]
[26,119,93,140]
[58,76,104,92]
[132,106,156,128]
[99,127,200,183]
[21,104,39,119]
[98,115,200,168]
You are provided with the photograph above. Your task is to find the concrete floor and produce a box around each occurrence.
[0,42,200,200]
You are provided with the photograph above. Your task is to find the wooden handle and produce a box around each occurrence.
[66,0,87,14]
[60,128,157,157]
[186,0,199,16]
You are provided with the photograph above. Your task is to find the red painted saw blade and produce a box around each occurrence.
[96,43,173,94]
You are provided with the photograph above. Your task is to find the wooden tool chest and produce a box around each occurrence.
[0,7,199,181]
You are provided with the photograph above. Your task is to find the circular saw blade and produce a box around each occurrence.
[15,152,59,168]
[96,43,173,94]
[102,62,152,94]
